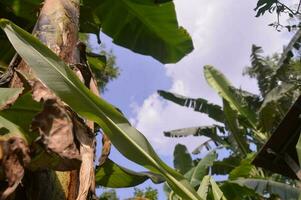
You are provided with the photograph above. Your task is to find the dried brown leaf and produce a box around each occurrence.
[70,111,95,200]
[0,137,30,200]
[98,133,111,166]
[31,99,81,171]
[31,81,57,102]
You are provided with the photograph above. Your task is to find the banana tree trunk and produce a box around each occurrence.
[9,0,81,199]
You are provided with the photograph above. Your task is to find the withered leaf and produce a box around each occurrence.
[0,137,30,200]
[31,99,81,171]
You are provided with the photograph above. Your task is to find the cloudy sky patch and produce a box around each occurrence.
[130,0,290,156]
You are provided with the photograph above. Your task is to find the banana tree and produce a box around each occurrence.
[0,0,204,200]
[159,43,301,198]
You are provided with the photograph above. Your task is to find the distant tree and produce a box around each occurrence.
[133,187,158,200]
[99,189,119,200]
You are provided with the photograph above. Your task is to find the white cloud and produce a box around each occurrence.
[131,0,290,156]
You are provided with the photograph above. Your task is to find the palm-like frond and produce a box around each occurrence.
[158,90,225,123]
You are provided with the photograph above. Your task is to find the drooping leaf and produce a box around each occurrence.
[192,139,215,155]
[95,159,164,188]
[164,126,227,146]
[204,65,257,130]
[158,90,225,123]
[80,0,193,63]
[232,178,300,200]
[0,19,201,200]
[190,151,217,187]
[173,144,194,175]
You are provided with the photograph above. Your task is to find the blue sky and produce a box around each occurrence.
[92,0,292,198]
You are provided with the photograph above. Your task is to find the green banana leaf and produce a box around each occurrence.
[228,154,257,180]
[232,178,300,200]
[211,156,241,176]
[80,0,193,63]
[197,175,210,199]
[0,19,201,200]
[220,182,258,200]
[190,151,217,187]
[95,159,164,188]
[173,144,194,175]
[164,126,227,146]
[0,91,42,138]
[0,0,193,65]
[0,113,30,142]
[258,83,296,132]
[210,177,227,200]
[158,90,225,123]
[0,88,23,108]
[204,65,257,130]
[223,100,250,156]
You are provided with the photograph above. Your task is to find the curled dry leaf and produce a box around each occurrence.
[31,81,57,102]
[31,80,96,199]
[0,137,30,200]
[99,133,111,166]
[70,113,95,200]
[31,98,81,171]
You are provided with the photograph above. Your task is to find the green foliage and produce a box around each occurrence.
[80,33,120,92]
[80,0,193,63]
[95,159,164,188]
[88,49,119,92]
[134,187,158,200]
[0,19,201,200]
[99,189,119,200]
[0,0,193,66]
[232,179,300,200]
[204,65,258,131]
[254,0,301,30]
[161,40,301,199]
[190,151,217,187]
[173,144,194,175]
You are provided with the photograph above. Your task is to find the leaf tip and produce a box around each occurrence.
[0,18,9,29]
[203,65,213,69]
